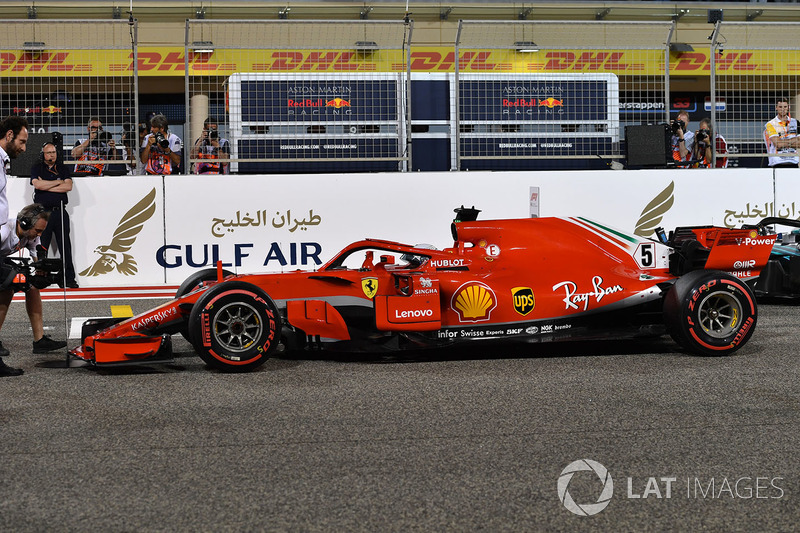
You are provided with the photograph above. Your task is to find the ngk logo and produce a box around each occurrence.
[733,260,756,269]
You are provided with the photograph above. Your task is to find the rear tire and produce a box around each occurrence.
[188,281,281,372]
[664,270,757,356]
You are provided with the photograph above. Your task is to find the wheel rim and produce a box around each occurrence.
[212,301,263,353]
[698,291,742,339]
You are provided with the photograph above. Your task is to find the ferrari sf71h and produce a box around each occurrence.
[71,208,789,372]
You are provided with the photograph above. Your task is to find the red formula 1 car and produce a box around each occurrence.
[71,208,788,372]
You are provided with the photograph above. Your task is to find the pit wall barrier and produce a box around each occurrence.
[8,168,798,288]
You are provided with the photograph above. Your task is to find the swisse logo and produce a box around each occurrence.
[395,309,434,319]
[558,459,613,517]
[733,260,756,269]
[744,237,775,246]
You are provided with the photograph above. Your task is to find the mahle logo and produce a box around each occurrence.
[79,188,157,277]
[557,459,613,516]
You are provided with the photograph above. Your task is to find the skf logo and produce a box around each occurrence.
[539,97,563,108]
[361,277,378,299]
[326,98,350,108]
[512,287,535,316]
[452,282,497,322]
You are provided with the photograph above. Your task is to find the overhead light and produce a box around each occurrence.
[23,41,46,52]
[191,41,214,53]
[515,41,539,53]
[354,40,378,53]
[669,43,695,53]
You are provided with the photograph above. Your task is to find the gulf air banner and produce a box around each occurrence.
[0,47,788,77]
[5,168,800,288]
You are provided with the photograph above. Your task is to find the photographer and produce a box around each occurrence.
[0,204,67,376]
[692,117,728,169]
[140,114,182,175]
[71,117,120,176]
[670,111,694,167]
[122,122,147,175]
[190,117,229,174]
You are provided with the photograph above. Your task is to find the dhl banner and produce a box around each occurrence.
[0,47,794,77]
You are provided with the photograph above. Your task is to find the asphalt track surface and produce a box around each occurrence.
[1,297,798,531]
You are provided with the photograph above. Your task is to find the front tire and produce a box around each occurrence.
[188,281,281,372]
[664,270,757,356]
[176,268,234,341]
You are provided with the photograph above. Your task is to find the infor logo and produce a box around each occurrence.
[557,459,613,516]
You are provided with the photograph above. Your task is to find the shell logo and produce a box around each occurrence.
[451,282,497,322]
[326,98,351,108]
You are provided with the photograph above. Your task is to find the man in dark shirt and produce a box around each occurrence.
[30,142,78,288]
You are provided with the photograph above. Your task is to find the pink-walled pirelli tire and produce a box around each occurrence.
[176,268,234,342]
[188,281,281,372]
[664,270,757,356]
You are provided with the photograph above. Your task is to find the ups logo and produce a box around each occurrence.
[512,287,535,316]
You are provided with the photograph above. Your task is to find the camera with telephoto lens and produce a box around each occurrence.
[154,131,170,149]
[91,130,112,149]
[696,128,711,143]
[671,119,686,134]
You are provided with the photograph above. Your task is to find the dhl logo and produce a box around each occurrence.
[326,98,350,108]
[0,48,781,77]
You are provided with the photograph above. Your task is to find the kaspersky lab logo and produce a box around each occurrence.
[79,188,157,277]
[557,459,613,516]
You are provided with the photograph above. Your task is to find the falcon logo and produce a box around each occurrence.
[512,287,535,316]
[326,98,351,108]
[79,188,157,277]
[361,277,378,299]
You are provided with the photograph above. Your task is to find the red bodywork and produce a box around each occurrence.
[70,216,777,368]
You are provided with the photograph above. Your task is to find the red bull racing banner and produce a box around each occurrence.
[457,74,619,169]
[229,73,403,173]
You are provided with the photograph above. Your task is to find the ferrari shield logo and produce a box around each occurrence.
[362,277,378,299]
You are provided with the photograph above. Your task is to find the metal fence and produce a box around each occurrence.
[185,19,412,174]
[1,18,799,173]
[0,19,138,174]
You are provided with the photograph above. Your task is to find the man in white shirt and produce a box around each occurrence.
[0,204,67,377]
[765,97,799,168]
[0,115,30,227]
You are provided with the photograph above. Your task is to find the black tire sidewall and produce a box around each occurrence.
[664,270,757,355]
[175,268,234,299]
[189,281,280,371]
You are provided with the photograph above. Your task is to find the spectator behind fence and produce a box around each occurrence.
[190,117,230,174]
[0,116,29,228]
[693,117,728,169]
[122,122,148,175]
[72,117,122,176]
[670,110,694,167]
[765,97,799,168]
[140,114,182,175]
[0,204,67,377]
[29,142,78,288]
